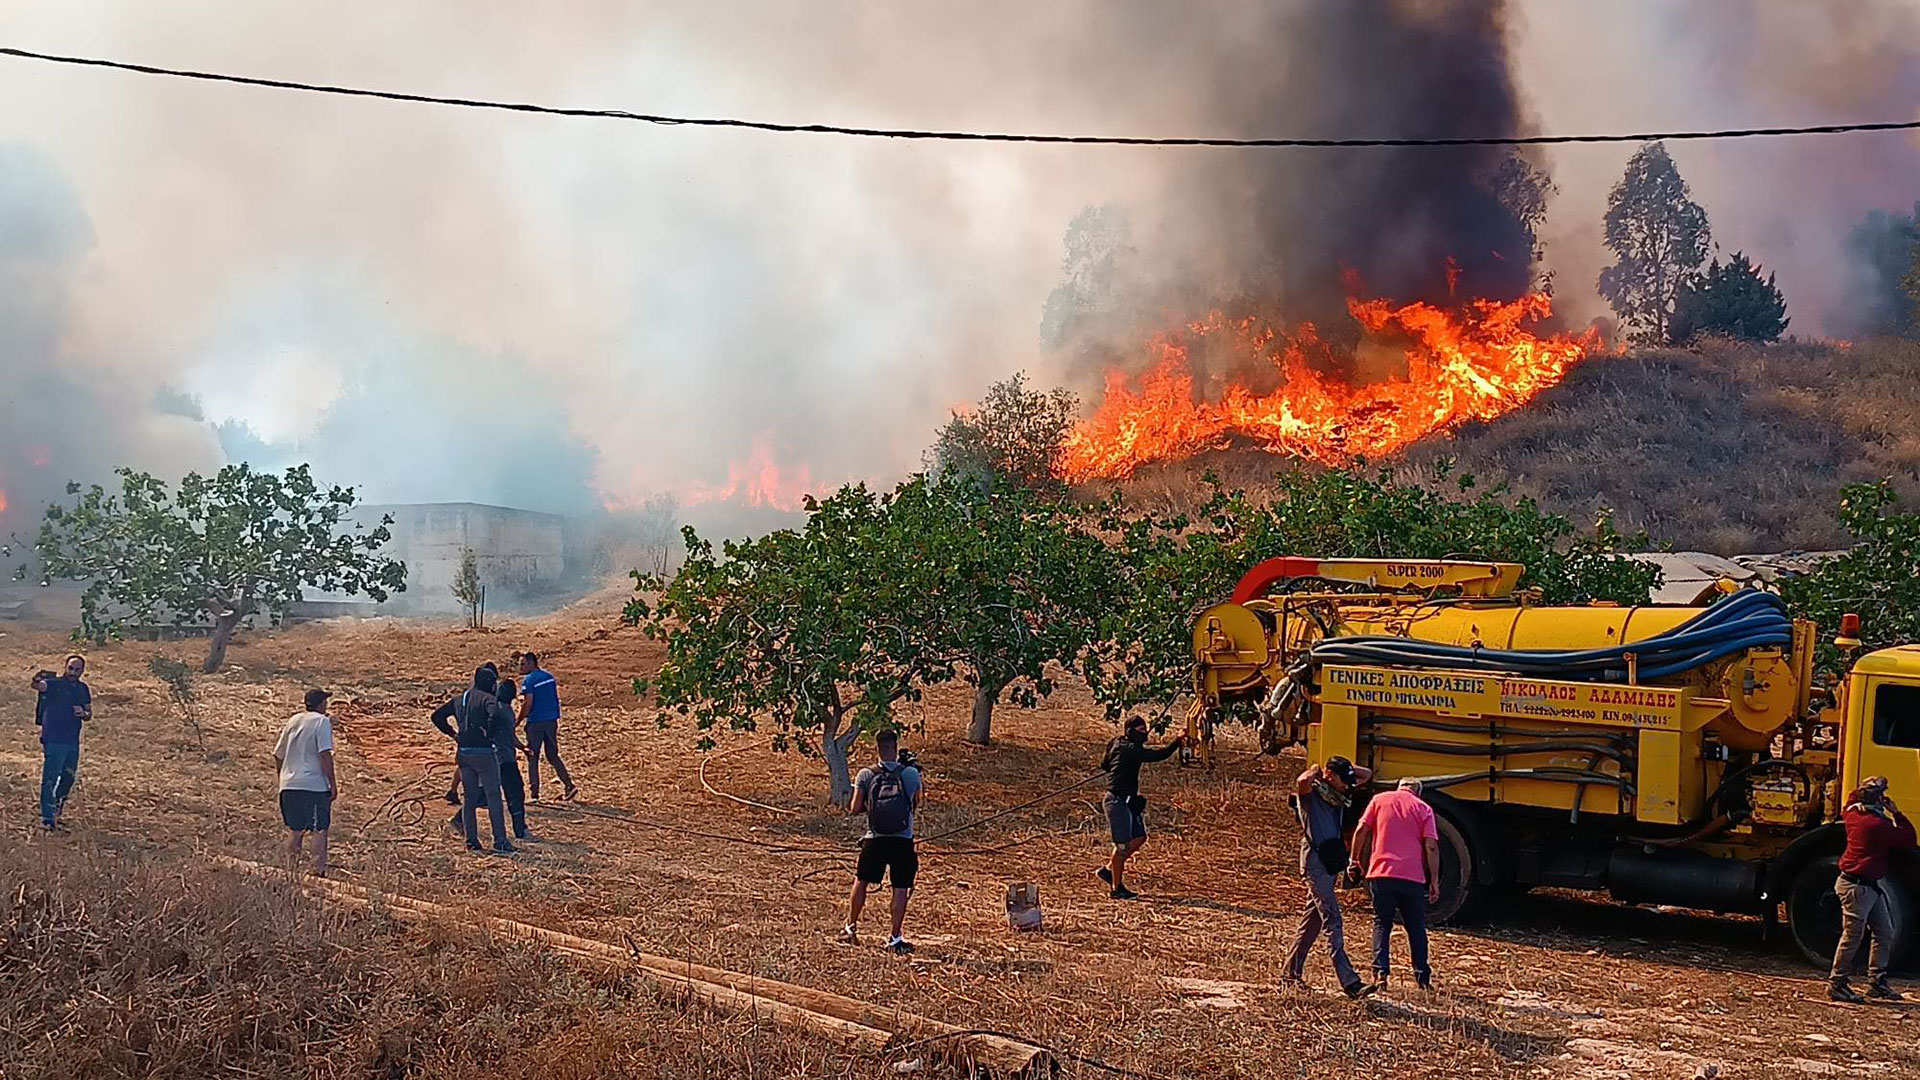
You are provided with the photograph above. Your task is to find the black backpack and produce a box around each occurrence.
[867,765,915,835]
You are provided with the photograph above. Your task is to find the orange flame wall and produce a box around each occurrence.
[1059,292,1595,482]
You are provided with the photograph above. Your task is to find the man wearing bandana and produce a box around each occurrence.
[1828,776,1916,1003]
[1283,755,1376,998]
[1095,715,1185,900]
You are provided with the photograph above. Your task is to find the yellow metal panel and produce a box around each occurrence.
[1844,675,1920,808]
[1319,665,1692,730]
[1192,603,1269,668]
[1338,605,1700,652]
[1853,645,1920,679]
[1316,704,1361,766]
[1310,559,1524,597]
[1506,607,1698,650]
[1637,728,1687,824]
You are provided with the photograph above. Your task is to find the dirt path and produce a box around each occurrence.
[3,607,1916,1078]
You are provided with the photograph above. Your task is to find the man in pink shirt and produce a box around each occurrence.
[1349,778,1440,989]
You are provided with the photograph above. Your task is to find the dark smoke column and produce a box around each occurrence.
[1232,0,1537,315]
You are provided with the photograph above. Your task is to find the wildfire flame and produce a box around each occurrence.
[683,432,818,513]
[1059,291,1594,481]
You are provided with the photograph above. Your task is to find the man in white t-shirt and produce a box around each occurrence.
[273,688,338,875]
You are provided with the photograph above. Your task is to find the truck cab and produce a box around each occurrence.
[1841,646,1920,810]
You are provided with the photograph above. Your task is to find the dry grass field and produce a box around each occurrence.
[3,594,1918,1078]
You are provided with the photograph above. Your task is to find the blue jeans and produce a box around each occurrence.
[1287,848,1360,987]
[40,742,80,826]
[1369,877,1431,984]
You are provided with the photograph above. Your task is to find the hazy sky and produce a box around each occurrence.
[0,2,1913,525]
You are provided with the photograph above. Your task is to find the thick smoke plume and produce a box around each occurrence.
[3,1,1919,545]
[1213,0,1535,314]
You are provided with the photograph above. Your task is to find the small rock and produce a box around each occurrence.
[1804,1033,1832,1044]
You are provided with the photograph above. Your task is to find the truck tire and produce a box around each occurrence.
[1786,855,1916,968]
[1428,808,1481,924]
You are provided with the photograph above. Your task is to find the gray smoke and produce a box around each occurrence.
[1517,1,1920,337]
[0,145,220,535]
[3,0,1918,541]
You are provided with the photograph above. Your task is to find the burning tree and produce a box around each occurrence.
[1059,293,1593,481]
[35,464,407,672]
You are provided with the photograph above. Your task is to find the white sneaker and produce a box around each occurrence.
[886,936,915,954]
[837,924,859,944]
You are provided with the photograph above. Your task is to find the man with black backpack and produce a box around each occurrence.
[430,666,516,855]
[840,729,922,953]
[1283,756,1376,999]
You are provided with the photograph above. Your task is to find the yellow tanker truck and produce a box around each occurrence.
[1190,556,1920,964]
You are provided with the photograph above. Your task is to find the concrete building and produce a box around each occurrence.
[350,502,568,615]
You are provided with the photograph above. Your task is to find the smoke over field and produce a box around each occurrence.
[0,1,1916,539]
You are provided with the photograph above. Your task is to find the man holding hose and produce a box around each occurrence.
[1096,715,1184,900]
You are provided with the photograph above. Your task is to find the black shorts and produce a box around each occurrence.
[1105,795,1147,844]
[855,836,918,890]
[280,789,332,832]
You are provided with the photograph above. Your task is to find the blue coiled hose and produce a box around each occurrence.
[1309,588,1792,683]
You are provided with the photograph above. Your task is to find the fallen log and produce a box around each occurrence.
[215,857,1056,1077]
[215,858,894,1051]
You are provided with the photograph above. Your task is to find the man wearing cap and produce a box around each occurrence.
[1284,756,1376,998]
[1828,776,1916,1003]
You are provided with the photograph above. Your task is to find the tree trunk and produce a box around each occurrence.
[966,680,1006,746]
[203,612,243,673]
[822,715,861,808]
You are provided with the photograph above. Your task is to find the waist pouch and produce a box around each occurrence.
[1127,794,1147,814]
[1313,836,1350,875]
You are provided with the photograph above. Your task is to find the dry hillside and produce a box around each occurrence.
[1110,336,1920,554]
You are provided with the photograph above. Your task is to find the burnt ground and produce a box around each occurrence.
[1,593,1916,1079]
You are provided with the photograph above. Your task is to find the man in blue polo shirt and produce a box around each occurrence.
[518,652,576,801]
[31,654,91,831]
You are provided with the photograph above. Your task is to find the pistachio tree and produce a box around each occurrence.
[628,483,959,806]
[35,463,406,671]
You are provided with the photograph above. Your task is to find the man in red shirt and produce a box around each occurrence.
[1828,776,1916,1003]
[1350,777,1441,990]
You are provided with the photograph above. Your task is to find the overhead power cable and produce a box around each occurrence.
[6,44,1920,148]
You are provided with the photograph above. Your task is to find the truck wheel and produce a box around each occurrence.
[1428,809,1481,924]
[1786,855,1916,968]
